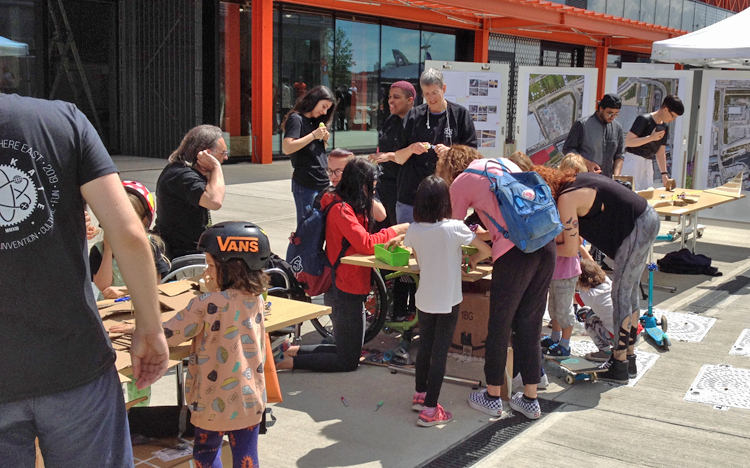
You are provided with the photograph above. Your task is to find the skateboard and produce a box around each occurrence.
[544,355,603,385]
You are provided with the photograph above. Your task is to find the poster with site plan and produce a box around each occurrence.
[515,66,598,167]
[606,69,693,187]
[425,61,510,158]
[695,71,750,223]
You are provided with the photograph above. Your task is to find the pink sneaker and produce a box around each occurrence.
[412,392,426,411]
[417,404,452,427]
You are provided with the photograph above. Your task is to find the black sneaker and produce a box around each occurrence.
[598,357,629,384]
[575,306,593,323]
[627,354,638,379]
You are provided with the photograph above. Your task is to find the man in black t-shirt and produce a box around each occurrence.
[0,94,169,466]
[156,125,227,259]
[370,80,416,229]
[623,95,684,191]
[394,68,477,223]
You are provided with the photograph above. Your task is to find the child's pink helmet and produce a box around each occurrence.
[122,180,156,227]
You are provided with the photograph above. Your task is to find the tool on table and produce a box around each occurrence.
[114,296,131,303]
[374,401,384,412]
[340,397,349,407]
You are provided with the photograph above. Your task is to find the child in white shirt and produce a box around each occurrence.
[576,257,615,361]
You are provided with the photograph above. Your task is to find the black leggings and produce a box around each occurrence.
[415,305,459,408]
[484,242,555,387]
[292,285,367,372]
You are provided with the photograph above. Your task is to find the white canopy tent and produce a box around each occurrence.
[651,7,750,69]
[0,36,29,57]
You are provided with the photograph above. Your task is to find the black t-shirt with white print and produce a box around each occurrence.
[0,94,118,404]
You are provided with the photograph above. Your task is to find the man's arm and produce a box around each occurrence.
[82,173,169,389]
[562,120,583,155]
[625,128,665,148]
[656,145,669,185]
[612,126,625,177]
[195,150,225,210]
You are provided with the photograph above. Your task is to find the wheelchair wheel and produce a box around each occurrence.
[310,270,388,344]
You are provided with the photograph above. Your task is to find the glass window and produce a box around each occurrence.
[705,5,721,26]
[331,19,380,151]
[693,2,707,30]
[654,0,670,26]
[380,25,420,81]
[682,0,695,31]
[587,0,606,13]
[669,0,683,30]
[421,30,455,65]
[640,0,655,24]
[623,0,641,20]
[606,0,624,18]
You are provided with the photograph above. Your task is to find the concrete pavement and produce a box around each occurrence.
[114,156,750,468]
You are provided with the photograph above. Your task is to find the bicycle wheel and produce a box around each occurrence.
[310,270,389,344]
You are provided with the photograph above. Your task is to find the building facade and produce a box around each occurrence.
[0,0,743,160]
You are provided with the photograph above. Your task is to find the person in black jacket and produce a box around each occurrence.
[394,68,477,224]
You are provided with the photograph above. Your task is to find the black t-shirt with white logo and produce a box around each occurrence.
[627,113,668,160]
[155,162,209,259]
[0,94,118,404]
[396,102,477,205]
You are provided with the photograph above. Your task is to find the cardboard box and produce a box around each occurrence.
[452,291,491,358]
[133,438,230,467]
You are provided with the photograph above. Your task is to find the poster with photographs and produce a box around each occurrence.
[693,70,750,222]
[426,61,509,157]
[606,68,693,187]
[514,66,598,167]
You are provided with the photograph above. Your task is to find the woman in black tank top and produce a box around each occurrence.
[535,166,660,384]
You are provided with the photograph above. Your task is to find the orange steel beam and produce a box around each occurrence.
[280,0,481,30]
[251,0,273,164]
[700,0,749,12]
[488,17,548,30]
[419,0,682,41]
[224,4,241,137]
[474,18,490,63]
[595,39,609,101]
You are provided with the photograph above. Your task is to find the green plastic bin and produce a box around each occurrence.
[374,244,410,267]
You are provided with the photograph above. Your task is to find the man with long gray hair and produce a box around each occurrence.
[156,124,227,259]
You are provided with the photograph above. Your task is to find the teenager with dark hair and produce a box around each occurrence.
[282,85,337,223]
[533,165,660,383]
[623,94,685,191]
[277,159,409,372]
[386,176,490,426]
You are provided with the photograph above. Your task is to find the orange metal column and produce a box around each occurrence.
[595,40,610,101]
[474,19,489,63]
[251,0,273,164]
[224,4,241,136]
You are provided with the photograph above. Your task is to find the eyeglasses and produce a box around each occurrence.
[669,111,678,120]
[213,149,229,157]
[604,111,620,118]
[326,168,344,177]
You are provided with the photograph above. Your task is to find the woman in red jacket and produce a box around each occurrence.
[277,158,409,371]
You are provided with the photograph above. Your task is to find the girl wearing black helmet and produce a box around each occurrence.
[277,159,409,372]
[111,221,271,467]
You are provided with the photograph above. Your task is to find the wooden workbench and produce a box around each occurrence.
[340,253,492,281]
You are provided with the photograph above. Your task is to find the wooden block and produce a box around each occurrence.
[665,179,677,191]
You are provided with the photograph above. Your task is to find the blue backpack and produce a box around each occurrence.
[287,200,350,296]
[463,159,562,253]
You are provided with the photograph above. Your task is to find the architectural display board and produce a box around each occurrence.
[425,60,510,158]
[694,70,750,222]
[606,69,693,187]
[514,66,598,166]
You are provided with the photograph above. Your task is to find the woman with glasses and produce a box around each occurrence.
[392,68,477,224]
[156,124,228,259]
[276,158,409,372]
[281,85,337,224]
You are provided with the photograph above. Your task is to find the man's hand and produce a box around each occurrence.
[130,328,169,390]
[195,150,221,176]
[434,144,450,159]
[584,159,602,174]
[384,234,405,250]
[85,211,100,240]
[661,173,670,186]
[102,286,128,299]
[408,142,429,155]
[650,127,666,141]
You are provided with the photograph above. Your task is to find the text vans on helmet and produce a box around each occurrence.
[122,180,156,227]
[198,221,271,271]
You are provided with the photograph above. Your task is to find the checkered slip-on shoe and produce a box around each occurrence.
[412,392,426,412]
[468,389,504,417]
[509,392,541,420]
